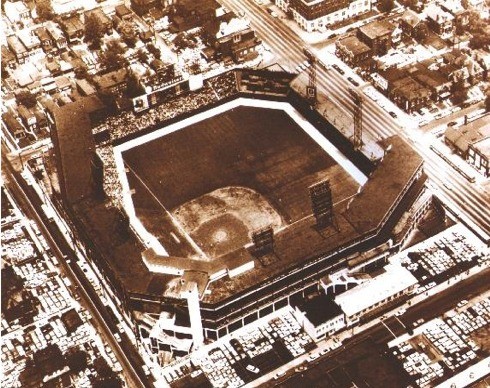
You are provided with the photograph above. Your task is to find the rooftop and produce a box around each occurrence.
[400,9,424,28]
[359,20,396,40]
[300,294,343,326]
[335,264,418,317]
[336,36,371,56]
[343,136,424,235]
[445,115,490,154]
[48,96,105,204]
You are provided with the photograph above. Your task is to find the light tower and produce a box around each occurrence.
[349,88,363,150]
[303,47,317,107]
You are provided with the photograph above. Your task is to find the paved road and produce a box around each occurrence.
[267,266,490,387]
[218,0,490,242]
[2,147,150,388]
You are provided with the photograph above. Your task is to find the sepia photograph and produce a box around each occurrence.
[1,0,489,386]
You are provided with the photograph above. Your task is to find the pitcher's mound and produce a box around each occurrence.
[173,187,283,259]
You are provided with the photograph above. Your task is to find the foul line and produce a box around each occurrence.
[124,162,209,260]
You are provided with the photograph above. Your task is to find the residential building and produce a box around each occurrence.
[34,27,54,53]
[425,4,454,38]
[2,111,26,141]
[288,0,372,32]
[18,105,37,131]
[440,0,469,29]
[46,24,68,51]
[203,16,261,63]
[170,0,222,32]
[357,20,396,56]
[445,115,490,177]
[1,45,17,69]
[6,36,28,64]
[399,9,428,41]
[85,9,112,35]
[335,36,372,67]
[115,5,134,21]
[93,68,128,94]
[3,1,30,25]
[60,15,84,43]
[18,31,43,58]
[390,76,431,113]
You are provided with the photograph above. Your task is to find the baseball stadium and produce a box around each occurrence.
[47,68,425,358]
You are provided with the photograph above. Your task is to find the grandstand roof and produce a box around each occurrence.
[344,136,423,235]
[70,70,424,309]
[48,96,104,204]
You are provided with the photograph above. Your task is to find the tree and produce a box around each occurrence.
[66,349,88,373]
[485,93,490,112]
[188,60,201,75]
[74,64,90,79]
[16,91,37,108]
[36,0,54,21]
[85,13,105,49]
[469,32,490,50]
[136,48,149,63]
[147,43,161,58]
[125,71,144,98]
[99,39,127,71]
[451,78,468,105]
[378,0,395,13]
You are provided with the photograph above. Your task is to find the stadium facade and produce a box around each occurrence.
[46,68,427,363]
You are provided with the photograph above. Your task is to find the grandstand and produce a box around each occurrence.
[48,68,425,358]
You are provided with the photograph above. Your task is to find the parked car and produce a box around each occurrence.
[332,64,344,74]
[347,77,359,87]
[389,111,397,118]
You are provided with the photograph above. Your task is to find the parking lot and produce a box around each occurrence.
[390,297,490,387]
[163,307,317,387]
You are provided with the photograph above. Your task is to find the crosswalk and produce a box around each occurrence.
[220,0,490,240]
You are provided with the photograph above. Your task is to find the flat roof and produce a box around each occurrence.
[335,264,418,317]
[48,96,104,204]
[445,115,490,154]
[337,36,371,56]
[343,136,423,235]
[73,71,425,308]
[359,20,395,40]
[301,294,343,326]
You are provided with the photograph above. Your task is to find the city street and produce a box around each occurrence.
[261,266,490,387]
[219,0,490,242]
[1,148,151,388]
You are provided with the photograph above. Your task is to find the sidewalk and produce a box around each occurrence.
[246,255,489,387]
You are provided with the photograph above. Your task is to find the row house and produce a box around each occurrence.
[170,0,222,33]
[6,36,28,64]
[399,9,428,41]
[59,15,84,43]
[203,16,261,63]
[357,19,398,56]
[18,105,37,132]
[440,0,469,30]
[46,23,68,51]
[18,30,43,58]
[445,116,490,177]
[34,27,54,53]
[335,36,372,68]
[2,45,17,69]
[425,4,454,39]
[288,0,372,33]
